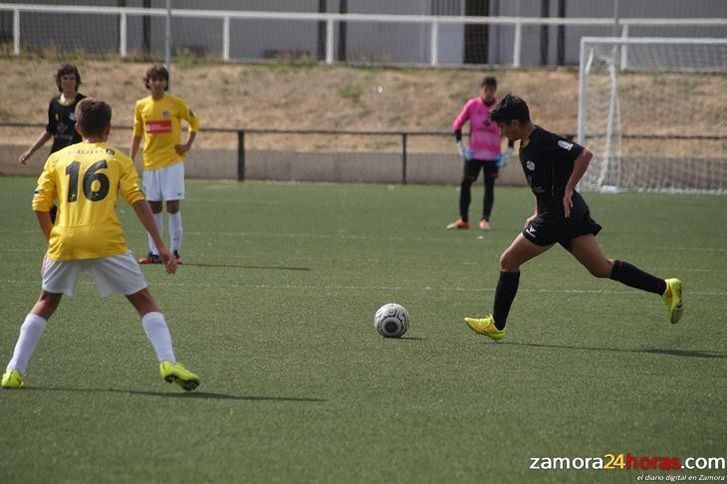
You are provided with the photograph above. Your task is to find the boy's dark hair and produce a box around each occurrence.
[481,76,497,88]
[489,94,530,124]
[55,64,81,92]
[144,64,169,91]
[75,98,112,138]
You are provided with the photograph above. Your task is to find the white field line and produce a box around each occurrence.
[1,228,725,252]
[0,250,724,274]
[2,278,725,296]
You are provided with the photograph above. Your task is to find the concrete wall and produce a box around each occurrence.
[4,145,722,190]
[0,143,527,186]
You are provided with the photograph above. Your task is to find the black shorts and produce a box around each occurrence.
[522,200,602,251]
[463,158,499,180]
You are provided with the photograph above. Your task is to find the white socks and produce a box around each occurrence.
[6,313,48,375]
[168,212,183,253]
[141,312,176,363]
[147,211,183,254]
[147,211,164,255]
[6,312,177,375]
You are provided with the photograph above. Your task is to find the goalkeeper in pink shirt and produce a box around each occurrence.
[447,76,513,231]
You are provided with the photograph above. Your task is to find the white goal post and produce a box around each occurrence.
[577,37,727,194]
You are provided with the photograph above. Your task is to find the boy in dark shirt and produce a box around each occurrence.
[18,64,86,223]
[19,64,86,162]
[464,95,683,340]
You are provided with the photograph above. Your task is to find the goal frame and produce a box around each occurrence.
[577,36,727,193]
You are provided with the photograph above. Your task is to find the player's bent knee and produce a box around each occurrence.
[499,251,520,272]
[30,291,62,319]
[166,201,180,214]
[33,291,62,318]
[126,288,159,317]
[148,201,163,213]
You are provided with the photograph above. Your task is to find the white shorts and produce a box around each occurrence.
[143,162,185,202]
[42,252,148,298]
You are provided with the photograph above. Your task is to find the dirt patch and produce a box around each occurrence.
[1,58,580,147]
[1,57,724,157]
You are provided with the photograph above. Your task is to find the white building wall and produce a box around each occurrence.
[0,0,725,66]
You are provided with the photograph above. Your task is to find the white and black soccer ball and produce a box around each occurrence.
[374,303,410,338]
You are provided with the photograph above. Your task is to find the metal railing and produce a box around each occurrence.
[7,121,721,187]
[2,3,726,67]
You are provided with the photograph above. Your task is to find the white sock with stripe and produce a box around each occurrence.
[147,211,164,255]
[168,212,183,253]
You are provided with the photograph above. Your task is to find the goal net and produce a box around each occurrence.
[577,37,727,193]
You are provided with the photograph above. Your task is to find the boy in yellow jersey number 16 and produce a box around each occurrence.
[2,98,199,391]
[131,64,199,265]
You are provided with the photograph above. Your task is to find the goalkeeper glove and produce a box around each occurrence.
[456,141,471,161]
[496,147,514,167]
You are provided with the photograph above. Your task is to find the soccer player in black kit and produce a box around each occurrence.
[18,64,86,223]
[19,64,86,162]
[464,95,683,340]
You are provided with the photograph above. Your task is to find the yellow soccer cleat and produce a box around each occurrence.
[662,278,684,324]
[464,316,507,341]
[159,361,200,392]
[1,370,24,389]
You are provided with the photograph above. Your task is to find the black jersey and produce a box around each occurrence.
[518,126,585,217]
[46,93,86,153]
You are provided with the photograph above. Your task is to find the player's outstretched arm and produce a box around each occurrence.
[132,200,177,275]
[19,132,53,164]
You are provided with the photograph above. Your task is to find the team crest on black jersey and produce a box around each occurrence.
[558,140,574,151]
[525,160,536,171]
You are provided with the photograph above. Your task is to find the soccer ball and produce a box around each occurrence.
[374,303,410,338]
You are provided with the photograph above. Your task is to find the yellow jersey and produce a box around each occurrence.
[32,141,147,261]
[133,94,200,170]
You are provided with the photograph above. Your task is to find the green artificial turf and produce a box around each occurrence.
[1,177,725,483]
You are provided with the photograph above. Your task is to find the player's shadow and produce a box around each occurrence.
[501,341,725,359]
[182,262,311,271]
[22,386,326,402]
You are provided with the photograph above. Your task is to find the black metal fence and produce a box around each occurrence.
[4,121,724,191]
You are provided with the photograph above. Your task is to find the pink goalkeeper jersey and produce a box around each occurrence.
[452,97,502,160]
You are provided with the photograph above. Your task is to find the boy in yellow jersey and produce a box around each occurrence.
[131,64,199,265]
[1,98,200,391]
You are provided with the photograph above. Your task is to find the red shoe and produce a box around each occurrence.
[138,253,162,264]
[446,218,469,230]
[479,219,491,231]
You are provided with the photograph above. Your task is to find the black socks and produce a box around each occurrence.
[609,260,666,295]
[493,271,520,330]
